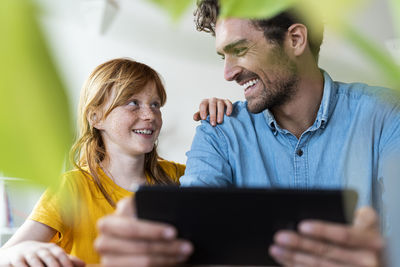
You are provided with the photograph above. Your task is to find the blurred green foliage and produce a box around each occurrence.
[219,0,295,19]
[148,0,194,20]
[150,0,400,87]
[0,0,73,186]
[1,0,398,187]
[341,23,400,87]
[388,0,400,37]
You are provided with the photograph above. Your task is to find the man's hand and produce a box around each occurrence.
[269,206,384,266]
[95,197,193,267]
[193,98,233,126]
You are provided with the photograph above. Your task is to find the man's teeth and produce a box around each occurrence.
[243,78,259,89]
[133,129,153,135]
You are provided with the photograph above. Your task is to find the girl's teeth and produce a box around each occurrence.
[133,129,153,135]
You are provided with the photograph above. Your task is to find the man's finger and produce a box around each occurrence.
[269,245,344,267]
[95,234,192,256]
[273,230,380,266]
[353,206,380,231]
[116,197,135,216]
[101,254,187,267]
[298,220,384,250]
[97,215,176,241]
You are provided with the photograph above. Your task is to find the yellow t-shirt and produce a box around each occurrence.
[29,160,185,264]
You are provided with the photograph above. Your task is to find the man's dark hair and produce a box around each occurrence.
[194,0,324,61]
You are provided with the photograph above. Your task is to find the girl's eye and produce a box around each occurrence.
[127,100,138,106]
[151,102,161,108]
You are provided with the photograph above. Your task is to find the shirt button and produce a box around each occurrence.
[296,149,303,157]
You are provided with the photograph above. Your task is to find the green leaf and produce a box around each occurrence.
[0,0,73,187]
[299,0,368,24]
[147,0,193,21]
[218,0,366,23]
[220,0,295,19]
[388,0,400,37]
[341,23,400,87]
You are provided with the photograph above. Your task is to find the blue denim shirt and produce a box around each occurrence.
[181,71,400,222]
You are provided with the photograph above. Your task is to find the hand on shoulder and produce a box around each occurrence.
[193,97,233,126]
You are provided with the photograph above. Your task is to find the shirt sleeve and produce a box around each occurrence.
[175,163,186,182]
[28,173,77,242]
[378,107,400,235]
[180,120,233,186]
[158,160,186,184]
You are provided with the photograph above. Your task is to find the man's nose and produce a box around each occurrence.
[224,57,241,81]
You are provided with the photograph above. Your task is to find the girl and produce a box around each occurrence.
[0,58,232,266]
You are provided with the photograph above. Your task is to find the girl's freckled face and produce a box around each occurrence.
[96,82,163,157]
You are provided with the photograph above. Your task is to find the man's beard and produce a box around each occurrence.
[247,52,299,114]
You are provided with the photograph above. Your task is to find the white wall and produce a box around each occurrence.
[0,178,44,245]
[34,0,397,164]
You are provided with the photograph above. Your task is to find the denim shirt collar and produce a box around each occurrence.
[263,70,337,135]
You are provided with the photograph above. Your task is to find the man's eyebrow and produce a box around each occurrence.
[217,39,249,56]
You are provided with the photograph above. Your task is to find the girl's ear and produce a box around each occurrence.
[88,110,104,130]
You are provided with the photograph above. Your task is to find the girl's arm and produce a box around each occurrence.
[2,219,56,248]
[0,220,84,267]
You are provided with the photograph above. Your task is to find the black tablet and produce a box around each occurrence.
[135,186,358,266]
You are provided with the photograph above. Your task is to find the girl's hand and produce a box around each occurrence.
[193,98,233,126]
[5,240,85,267]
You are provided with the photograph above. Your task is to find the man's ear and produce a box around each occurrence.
[286,23,308,57]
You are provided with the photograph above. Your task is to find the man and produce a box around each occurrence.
[96,1,399,266]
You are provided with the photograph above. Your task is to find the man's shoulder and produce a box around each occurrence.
[198,100,263,139]
[332,80,400,126]
[231,100,251,116]
[202,100,259,128]
[335,81,399,104]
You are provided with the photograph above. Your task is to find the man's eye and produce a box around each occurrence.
[127,100,138,106]
[234,48,247,56]
[220,55,225,60]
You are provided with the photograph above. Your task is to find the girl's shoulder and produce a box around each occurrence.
[58,168,96,192]
[62,168,89,178]
[62,168,92,183]
[158,159,186,182]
